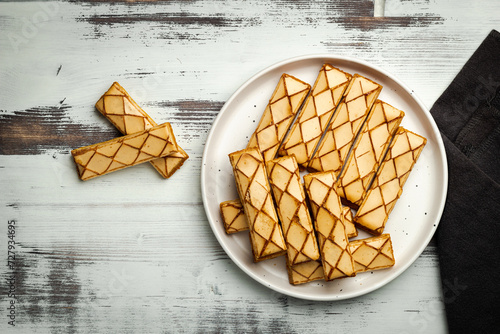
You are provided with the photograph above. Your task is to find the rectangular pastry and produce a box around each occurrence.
[95,82,188,178]
[266,155,320,265]
[336,100,404,209]
[342,206,358,239]
[229,148,287,262]
[278,64,352,167]
[219,199,249,234]
[287,259,325,285]
[304,171,355,280]
[247,74,311,161]
[354,127,427,235]
[349,234,395,273]
[72,122,179,181]
[307,74,382,174]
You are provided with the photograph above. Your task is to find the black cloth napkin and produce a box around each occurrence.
[431,30,500,333]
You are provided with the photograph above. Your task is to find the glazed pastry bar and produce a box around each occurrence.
[247,74,310,162]
[72,122,179,181]
[229,148,287,262]
[308,74,382,174]
[266,155,320,265]
[349,234,395,273]
[219,199,248,234]
[336,100,404,209]
[304,171,355,281]
[354,127,427,235]
[278,64,352,167]
[286,259,325,285]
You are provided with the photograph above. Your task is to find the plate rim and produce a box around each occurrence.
[201,54,448,301]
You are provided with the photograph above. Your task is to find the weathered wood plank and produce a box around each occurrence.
[2,0,499,332]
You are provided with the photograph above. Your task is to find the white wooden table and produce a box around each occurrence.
[1,1,498,332]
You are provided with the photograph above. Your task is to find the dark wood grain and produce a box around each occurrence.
[0,106,121,155]
[331,16,444,31]
[0,106,105,155]
[79,12,255,28]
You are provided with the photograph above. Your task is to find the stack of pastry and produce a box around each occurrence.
[72,82,188,180]
[221,64,426,286]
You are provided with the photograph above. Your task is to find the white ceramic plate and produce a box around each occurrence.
[201,55,447,301]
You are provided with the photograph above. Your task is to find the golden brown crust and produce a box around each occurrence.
[286,259,325,285]
[342,206,358,238]
[266,155,320,265]
[303,171,356,281]
[71,122,179,181]
[278,64,352,166]
[349,234,395,272]
[336,100,404,208]
[307,74,382,174]
[219,199,249,234]
[354,127,427,235]
[247,74,311,162]
[229,148,287,262]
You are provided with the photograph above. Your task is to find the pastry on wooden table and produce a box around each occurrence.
[247,74,310,161]
[229,148,287,262]
[308,74,382,174]
[354,127,427,235]
[278,64,352,167]
[287,259,325,285]
[95,82,188,178]
[336,100,404,209]
[266,155,320,265]
[304,171,355,280]
[72,122,179,181]
[349,234,395,273]
[219,199,248,234]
